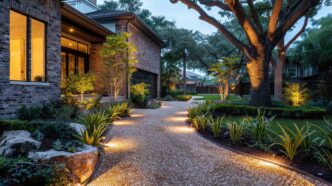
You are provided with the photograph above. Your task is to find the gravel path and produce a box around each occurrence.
[89,101,326,186]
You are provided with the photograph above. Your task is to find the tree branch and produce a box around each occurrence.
[273,0,319,46]
[268,0,283,41]
[224,0,263,50]
[247,0,264,34]
[198,0,230,11]
[170,0,252,59]
[284,16,309,50]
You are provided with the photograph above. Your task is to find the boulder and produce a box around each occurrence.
[29,145,98,183]
[69,123,86,136]
[0,130,41,157]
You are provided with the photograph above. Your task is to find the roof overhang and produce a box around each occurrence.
[61,3,113,43]
[88,12,166,47]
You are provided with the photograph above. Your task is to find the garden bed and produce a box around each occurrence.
[190,124,332,183]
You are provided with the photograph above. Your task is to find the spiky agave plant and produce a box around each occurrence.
[104,104,122,123]
[187,101,215,120]
[272,124,313,160]
[78,111,109,146]
[226,121,247,144]
[209,116,224,138]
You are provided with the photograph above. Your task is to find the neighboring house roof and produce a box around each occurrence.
[86,10,165,47]
[61,3,113,42]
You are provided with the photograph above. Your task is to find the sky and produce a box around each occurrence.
[97,0,331,39]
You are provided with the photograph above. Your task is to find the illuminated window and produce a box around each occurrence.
[31,19,46,82]
[10,11,27,81]
[10,10,46,82]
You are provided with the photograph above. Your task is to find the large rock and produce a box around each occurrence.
[29,145,98,183]
[0,130,41,156]
[69,123,86,136]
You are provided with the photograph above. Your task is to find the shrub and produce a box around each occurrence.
[284,82,310,106]
[246,110,275,144]
[316,119,332,149]
[272,124,313,160]
[162,95,175,101]
[226,121,247,144]
[79,111,109,146]
[213,104,326,119]
[176,95,192,101]
[301,123,319,152]
[209,116,224,138]
[187,101,215,120]
[316,149,332,170]
[3,162,70,186]
[192,115,209,131]
[169,89,183,97]
[0,120,40,135]
[116,102,131,117]
[104,105,122,123]
[131,83,149,107]
[38,122,79,141]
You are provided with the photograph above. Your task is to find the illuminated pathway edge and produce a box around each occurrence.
[88,101,326,186]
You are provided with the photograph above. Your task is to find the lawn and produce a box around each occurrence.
[194,94,238,101]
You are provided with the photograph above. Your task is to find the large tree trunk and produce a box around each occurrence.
[247,52,272,107]
[224,81,230,100]
[274,50,285,101]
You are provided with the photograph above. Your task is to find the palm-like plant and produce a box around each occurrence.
[187,101,215,120]
[104,105,122,123]
[209,116,224,137]
[78,111,109,146]
[226,121,247,144]
[246,110,275,144]
[272,124,313,160]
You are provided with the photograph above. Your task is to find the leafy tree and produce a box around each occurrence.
[170,0,322,106]
[74,73,95,103]
[100,33,138,101]
[210,57,242,101]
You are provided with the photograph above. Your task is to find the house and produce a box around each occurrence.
[0,0,162,117]
[175,71,204,94]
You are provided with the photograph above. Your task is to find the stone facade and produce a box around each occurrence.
[0,0,61,117]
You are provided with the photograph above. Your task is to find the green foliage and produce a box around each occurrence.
[226,121,247,144]
[187,101,215,120]
[213,104,326,119]
[246,110,275,144]
[0,120,37,135]
[176,95,192,101]
[3,162,70,186]
[100,33,138,101]
[283,83,310,106]
[169,89,183,97]
[162,95,175,101]
[316,149,332,170]
[38,122,79,141]
[300,123,319,152]
[62,73,95,103]
[52,139,81,153]
[79,111,109,146]
[192,115,209,131]
[316,119,332,149]
[104,104,122,123]
[272,124,313,160]
[17,101,78,121]
[328,101,332,114]
[130,83,149,107]
[209,116,224,138]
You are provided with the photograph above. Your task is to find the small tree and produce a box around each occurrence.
[75,73,95,103]
[209,57,241,101]
[100,33,138,101]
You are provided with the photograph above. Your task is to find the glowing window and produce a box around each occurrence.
[31,19,46,82]
[10,11,27,81]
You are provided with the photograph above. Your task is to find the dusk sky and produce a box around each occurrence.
[97,0,331,43]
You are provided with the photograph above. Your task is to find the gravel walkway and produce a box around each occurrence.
[89,101,326,186]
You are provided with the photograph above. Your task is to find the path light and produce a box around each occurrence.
[176,111,188,115]
[104,138,137,152]
[167,126,195,134]
[165,116,188,122]
[69,28,74,32]
[113,120,135,126]
[258,161,278,168]
[131,114,145,118]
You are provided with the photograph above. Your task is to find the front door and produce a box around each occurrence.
[61,48,89,83]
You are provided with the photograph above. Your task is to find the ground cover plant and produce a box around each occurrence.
[188,101,332,182]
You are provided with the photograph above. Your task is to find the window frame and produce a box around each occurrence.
[9,9,47,83]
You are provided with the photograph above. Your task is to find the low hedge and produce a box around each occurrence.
[176,95,192,101]
[213,104,326,119]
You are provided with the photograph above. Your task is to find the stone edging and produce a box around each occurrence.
[186,121,331,185]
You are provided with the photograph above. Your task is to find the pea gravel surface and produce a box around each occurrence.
[88,101,326,186]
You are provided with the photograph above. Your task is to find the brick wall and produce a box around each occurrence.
[128,24,161,98]
[0,0,61,117]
